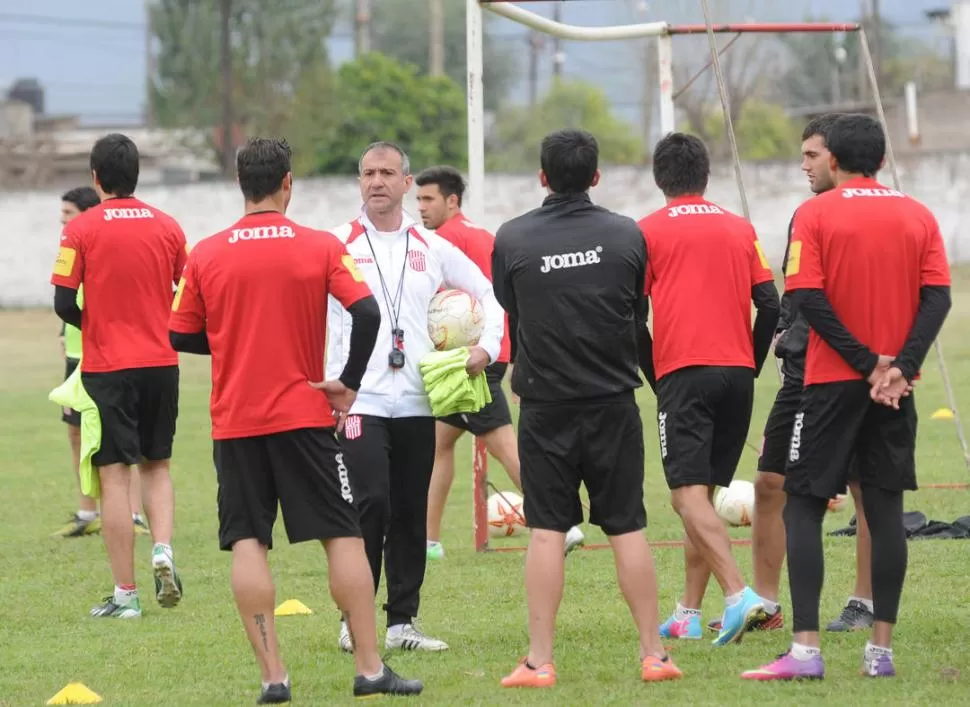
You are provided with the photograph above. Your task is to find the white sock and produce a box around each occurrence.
[725,589,746,607]
[386,624,408,639]
[262,674,290,690]
[427,540,441,548]
[790,642,821,661]
[77,510,99,522]
[865,641,892,658]
[363,665,385,682]
[763,599,780,614]
[850,596,874,613]
[153,542,173,557]
[132,512,143,522]
[114,585,138,605]
[673,603,701,621]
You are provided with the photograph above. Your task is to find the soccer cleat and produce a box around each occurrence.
[713,587,766,646]
[51,514,101,538]
[641,655,683,682]
[133,516,151,536]
[826,599,874,632]
[385,623,449,652]
[152,545,183,609]
[90,595,142,619]
[862,651,896,678]
[564,526,585,556]
[257,682,291,704]
[501,658,557,688]
[338,622,354,653]
[708,606,784,633]
[353,664,423,697]
[426,542,445,561]
[741,651,825,681]
[659,612,702,639]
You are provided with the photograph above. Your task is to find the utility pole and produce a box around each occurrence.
[429,0,445,76]
[220,0,233,177]
[552,4,564,79]
[529,32,543,105]
[355,0,371,57]
[144,0,155,128]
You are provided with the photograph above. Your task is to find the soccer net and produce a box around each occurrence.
[466,0,970,552]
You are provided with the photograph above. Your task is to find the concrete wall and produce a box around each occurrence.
[3,152,970,307]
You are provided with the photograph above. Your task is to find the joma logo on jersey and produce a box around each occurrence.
[667,204,724,218]
[228,225,296,243]
[842,188,904,199]
[103,208,154,221]
[540,246,603,273]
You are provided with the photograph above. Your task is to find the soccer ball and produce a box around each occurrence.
[487,491,526,538]
[427,289,484,351]
[714,480,755,527]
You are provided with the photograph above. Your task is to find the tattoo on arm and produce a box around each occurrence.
[254,613,269,652]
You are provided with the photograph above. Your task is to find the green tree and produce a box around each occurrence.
[701,100,801,161]
[369,0,517,111]
[149,0,339,152]
[487,80,643,172]
[307,53,467,176]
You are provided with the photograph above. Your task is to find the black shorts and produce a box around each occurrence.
[213,427,362,551]
[61,357,81,427]
[785,381,917,500]
[518,392,646,536]
[759,377,860,485]
[655,366,754,489]
[437,363,512,435]
[81,365,179,467]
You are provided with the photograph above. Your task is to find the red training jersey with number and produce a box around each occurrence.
[785,177,951,385]
[168,212,374,440]
[436,212,511,363]
[638,196,775,380]
[50,197,188,373]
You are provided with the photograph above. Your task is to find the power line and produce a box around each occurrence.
[0,12,144,31]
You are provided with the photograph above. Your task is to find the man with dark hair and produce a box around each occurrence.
[493,128,681,688]
[52,186,149,539]
[414,164,585,561]
[743,114,951,681]
[326,141,505,653]
[638,132,780,647]
[51,133,186,619]
[169,137,422,702]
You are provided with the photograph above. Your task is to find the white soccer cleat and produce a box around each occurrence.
[565,526,586,556]
[338,621,354,653]
[385,623,449,652]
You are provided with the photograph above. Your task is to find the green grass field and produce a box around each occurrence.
[3,271,970,706]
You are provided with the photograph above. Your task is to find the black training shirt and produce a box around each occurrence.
[492,192,647,403]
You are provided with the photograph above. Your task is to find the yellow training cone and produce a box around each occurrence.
[46,683,103,705]
[932,408,955,420]
[275,599,313,616]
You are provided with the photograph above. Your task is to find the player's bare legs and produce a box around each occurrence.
[482,424,521,488]
[139,459,182,608]
[609,531,669,661]
[523,529,566,667]
[752,471,786,602]
[426,422,465,543]
[231,539,287,685]
[681,533,712,609]
[670,485,765,645]
[88,463,144,617]
[323,537,384,677]
[826,481,875,631]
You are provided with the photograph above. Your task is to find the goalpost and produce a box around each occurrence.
[466,0,970,552]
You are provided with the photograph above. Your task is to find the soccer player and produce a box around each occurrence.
[743,114,951,681]
[637,133,780,646]
[169,138,422,703]
[51,133,185,619]
[326,141,505,653]
[414,165,585,560]
[52,186,150,539]
[493,128,682,688]
[739,115,875,635]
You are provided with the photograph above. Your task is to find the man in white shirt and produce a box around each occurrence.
[326,141,504,653]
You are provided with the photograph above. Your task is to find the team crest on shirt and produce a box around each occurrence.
[408,250,427,272]
[344,415,363,440]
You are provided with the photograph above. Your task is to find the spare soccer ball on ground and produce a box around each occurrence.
[714,479,755,527]
[487,491,526,538]
[428,289,484,351]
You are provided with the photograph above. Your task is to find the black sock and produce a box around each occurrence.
[860,485,907,625]
[784,494,828,633]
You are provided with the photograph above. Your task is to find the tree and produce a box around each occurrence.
[368,0,518,111]
[487,80,643,172]
[700,100,801,161]
[150,0,339,152]
[306,53,467,176]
